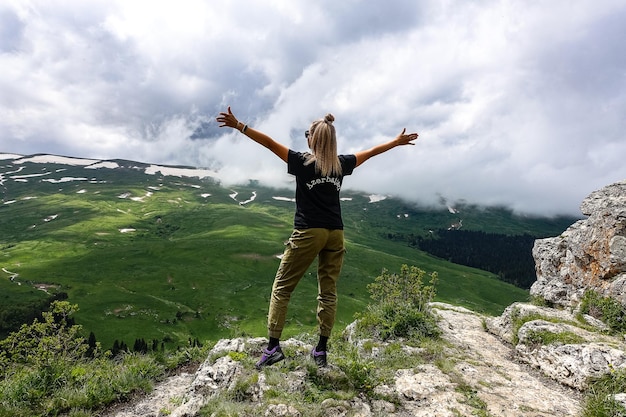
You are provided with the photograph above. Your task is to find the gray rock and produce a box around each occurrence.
[531,180,626,307]
[487,300,626,390]
[514,319,626,389]
[264,404,301,417]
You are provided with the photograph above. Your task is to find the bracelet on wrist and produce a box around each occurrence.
[241,124,248,133]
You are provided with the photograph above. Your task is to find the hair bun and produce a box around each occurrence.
[324,114,335,124]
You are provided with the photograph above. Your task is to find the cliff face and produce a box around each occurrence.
[530,180,626,307]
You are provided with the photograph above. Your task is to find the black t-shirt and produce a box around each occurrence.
[288,150,357,229]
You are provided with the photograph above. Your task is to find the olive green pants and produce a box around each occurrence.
[267,228,346,339]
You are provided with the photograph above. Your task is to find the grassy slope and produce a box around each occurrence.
[0,160,574,348]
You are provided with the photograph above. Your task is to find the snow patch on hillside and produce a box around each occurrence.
[43,177,88,183]
[273,196,295,202]
[240,192,256,205]
[130,192,153,202]
[15,155,99,166]
[145,165,216,179]
[230,191,257,205]
[87,161,120,169]
[368,194,387,203]
[3,154,218,182]
[11,172,51,179]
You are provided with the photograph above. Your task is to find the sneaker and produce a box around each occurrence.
[255,346,285,369]
[311,348,327,368]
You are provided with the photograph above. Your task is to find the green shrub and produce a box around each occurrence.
[510,308,546,345]
[579,290,626,334]
[367,264,438,311]
[0,353,163,417]
[583,369,626,417]
[524,330,585,348]
[227,351,247,362]
[529,295,552,307]
[226,372,258,402]
[456,381,490,417]
[333,344,377,393]
[160,343,211,370]
[0,301,90,371]
[356,265,440,341]
[0,301,189,416]
[358,303,440,341]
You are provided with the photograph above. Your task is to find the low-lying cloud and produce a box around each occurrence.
[1,0,625,216]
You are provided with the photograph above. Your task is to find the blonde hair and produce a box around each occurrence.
[304,113,342,177]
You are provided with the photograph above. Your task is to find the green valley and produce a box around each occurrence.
[0,155,576,349]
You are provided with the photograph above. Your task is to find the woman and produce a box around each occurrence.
[216,107,418,368]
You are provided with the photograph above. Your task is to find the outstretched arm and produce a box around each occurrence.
[216,106,289,163]
[355,128,418,167]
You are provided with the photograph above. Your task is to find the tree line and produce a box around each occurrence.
[0,292,202,355]
[388,230,538,289]
[111,336,202,356]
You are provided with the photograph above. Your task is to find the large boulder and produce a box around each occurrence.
[530,180,626,307]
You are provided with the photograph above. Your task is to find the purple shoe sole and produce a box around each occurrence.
[256,346,285,369]
[311,348,327,368]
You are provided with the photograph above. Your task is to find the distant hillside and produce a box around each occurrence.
[0,153,575,349]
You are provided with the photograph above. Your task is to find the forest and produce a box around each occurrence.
[396,230,538,289]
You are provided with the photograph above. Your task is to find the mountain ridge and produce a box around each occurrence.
[1,151,583,222]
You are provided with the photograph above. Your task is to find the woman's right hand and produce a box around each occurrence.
[395,128,419,146]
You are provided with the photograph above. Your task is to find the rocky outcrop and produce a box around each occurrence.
[490,180,626,393]
[530,180,626,307]
[107,304,582,417]
[486,302,626,390]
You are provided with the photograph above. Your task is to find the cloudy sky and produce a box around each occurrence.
[1,0,625,216]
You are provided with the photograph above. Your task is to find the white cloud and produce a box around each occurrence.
[1,0,625,216]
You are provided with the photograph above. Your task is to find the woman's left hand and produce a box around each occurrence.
[216,106,240,129]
